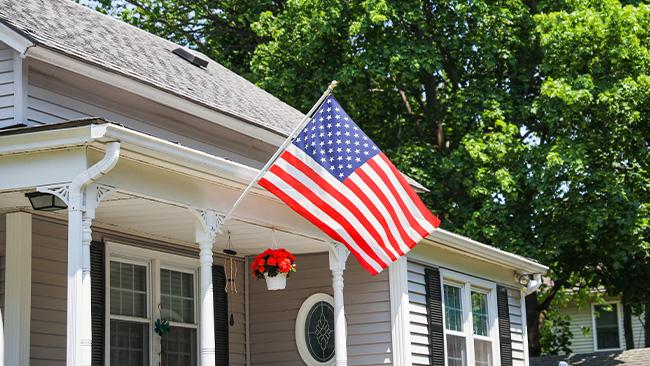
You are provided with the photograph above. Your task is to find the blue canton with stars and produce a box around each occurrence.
[293,96,380,182]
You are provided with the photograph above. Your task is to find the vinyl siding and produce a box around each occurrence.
[0,42,16,127]
[0,213,5,316]
[559,301,645,354]
[28,216,247,365]
[25,71,262,167]
[407,260,526,365]
[249,252,392,366]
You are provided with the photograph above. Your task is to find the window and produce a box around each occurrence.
[109,261,150,366]
[107,244,199,366]
[593,303,621,350]
[160,269,197,365]
[442,272,499,366]
[295,293,337,366]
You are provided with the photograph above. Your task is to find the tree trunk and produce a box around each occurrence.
[643,298,650,347]
[526,292,542,357]
[623,302,635,349]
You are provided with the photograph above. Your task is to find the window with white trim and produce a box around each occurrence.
[109,260,150,365]
[593,303,621,351]
[107,246,199,366]
[442,272,500,366]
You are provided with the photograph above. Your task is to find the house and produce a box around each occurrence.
[531,294,647,366]
[0,0,548,365]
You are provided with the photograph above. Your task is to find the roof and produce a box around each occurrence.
[531,348,650,366]
[0,0,304,135]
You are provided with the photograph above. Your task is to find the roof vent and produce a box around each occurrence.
[172,47,209,68]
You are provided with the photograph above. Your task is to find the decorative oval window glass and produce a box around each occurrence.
[296,293,340,366]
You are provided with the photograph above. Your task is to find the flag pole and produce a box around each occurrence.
[219,80,338,227]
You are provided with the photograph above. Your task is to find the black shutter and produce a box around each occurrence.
[497,285,513,366]
[213,265,229,366]
[424,267,445,366]
[90,241,105,366]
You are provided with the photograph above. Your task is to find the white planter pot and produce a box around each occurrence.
[264,272,287,290]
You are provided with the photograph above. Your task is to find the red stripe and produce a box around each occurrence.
[268,164,388,269]
[258,177,379,275]
[366,158,430,238]
[342,177,410,256]
[378,154,441,228]
[280,151,397,262]
[355,168,419,249]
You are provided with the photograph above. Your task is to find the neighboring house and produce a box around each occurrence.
[0,1,548,366]
[558,297,646,354]
[531,295,647,366]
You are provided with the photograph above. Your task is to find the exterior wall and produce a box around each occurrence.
[0,213,5,316]
[249,252,392,366]
[27,215,246,365]
[24,66,268,167]
[559,299,645,354]
[407,259,527,366]
[0,41,16,127]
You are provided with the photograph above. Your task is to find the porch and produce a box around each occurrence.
[0,121,393,365]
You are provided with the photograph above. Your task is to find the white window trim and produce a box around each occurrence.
[295,293,339,366]
[440,269,501,366]
[591,300,624,352]
[105,241,201,366]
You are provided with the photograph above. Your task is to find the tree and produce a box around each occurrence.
[88,0,650,355]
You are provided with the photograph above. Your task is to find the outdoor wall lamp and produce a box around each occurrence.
[515,272,543,295]
[24,191,67,211]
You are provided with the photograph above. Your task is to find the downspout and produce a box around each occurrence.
[67,141,120,366]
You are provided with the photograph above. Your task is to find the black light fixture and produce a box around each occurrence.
[25,191,67,211]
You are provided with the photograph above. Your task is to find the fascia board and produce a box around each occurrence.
[424,229,548,274]
[0,22,33,55]
[24,46,286,146]
[0,124,104,155]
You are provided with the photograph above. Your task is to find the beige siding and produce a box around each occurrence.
[28,216,247,365]
[0,42,16,127]
[25,71,263,167]
[0,213,5,316]
[407,261,526,366]
[560,300,645,354]
[31,217,67,366]
[249,252,392,366]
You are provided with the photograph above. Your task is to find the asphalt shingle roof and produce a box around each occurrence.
[0,0,304,135]
[531,348,650,366]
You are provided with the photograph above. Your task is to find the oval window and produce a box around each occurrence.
[296,293,340,366]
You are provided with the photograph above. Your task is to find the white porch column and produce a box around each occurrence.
[5,212,32,366]
[194,209,219,366]
[388,256,412,366]
[67,189,84,366]
[328,242,350,366]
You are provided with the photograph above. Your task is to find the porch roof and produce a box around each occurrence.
[0,120,547,273]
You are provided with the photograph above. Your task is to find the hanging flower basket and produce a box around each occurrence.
[251,248,296,291]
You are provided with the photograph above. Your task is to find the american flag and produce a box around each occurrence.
[259,96,440,274]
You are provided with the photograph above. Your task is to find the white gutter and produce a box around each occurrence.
[63,141,120,366]
[426,229,548,274]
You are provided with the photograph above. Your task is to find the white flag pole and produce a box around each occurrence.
[219,80,338,227]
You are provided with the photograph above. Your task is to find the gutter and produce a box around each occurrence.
[425,229,548,274]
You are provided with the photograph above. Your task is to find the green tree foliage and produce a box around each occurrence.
[87,0,650,355]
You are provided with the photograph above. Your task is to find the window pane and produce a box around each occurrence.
[110,320,149,366]
[595,304,620,349]
[161,269,195,324]
[162,327,197,366]
[475,339,492,366]
[446,334,467,366]
[444,285,463,331]
[110,261,147,317]
[472,292,489,336]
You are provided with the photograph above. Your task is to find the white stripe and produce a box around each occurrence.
[275,156,395,264]
[285,145,405,257]
[263,170,384,273]
[348,173,417,253]
[357,164,424,243]
[372,156,437,232]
